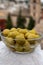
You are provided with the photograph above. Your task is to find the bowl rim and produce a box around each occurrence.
[1,32,43,41]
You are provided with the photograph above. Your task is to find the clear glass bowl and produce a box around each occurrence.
[1,32,43,54]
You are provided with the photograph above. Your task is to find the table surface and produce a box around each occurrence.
[0,41,43,65]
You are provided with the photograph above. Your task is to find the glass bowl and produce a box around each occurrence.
[1,32,43,54]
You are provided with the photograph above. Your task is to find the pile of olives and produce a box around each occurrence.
[2,28,40,52]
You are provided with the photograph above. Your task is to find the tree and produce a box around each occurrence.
[27,16,35,30]
[6,13,13,29]
[17,8,26,29]
[25,0,28,4]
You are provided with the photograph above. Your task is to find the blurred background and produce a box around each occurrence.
[0,0,43,32]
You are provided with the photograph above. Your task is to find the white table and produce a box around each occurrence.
[0,41,43,65]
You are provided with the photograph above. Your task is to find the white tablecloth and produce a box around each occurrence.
[0,41,43,65]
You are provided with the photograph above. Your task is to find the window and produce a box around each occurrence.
[33,0,36,3]
[33,6,36,9]
[19,1,23,3]
[33,12,35,16]
[9,0,15,1]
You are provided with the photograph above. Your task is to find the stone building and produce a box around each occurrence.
[15,0,41,24]
[41,3,43,19]
[0,0,42,24]
[29,0,41,24]
[11,0,41,26]
[40,3,43,24]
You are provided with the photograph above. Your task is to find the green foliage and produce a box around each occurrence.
[17,9,26,29]
[25,0,28,4]
[27,16,35,30]
[6,13,13,29]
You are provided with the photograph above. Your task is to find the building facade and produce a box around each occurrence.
[29,0,41,24]
[16,0,41,24]
[39,3,43,24]
[0,0,42,24]
[41,3,43,19]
